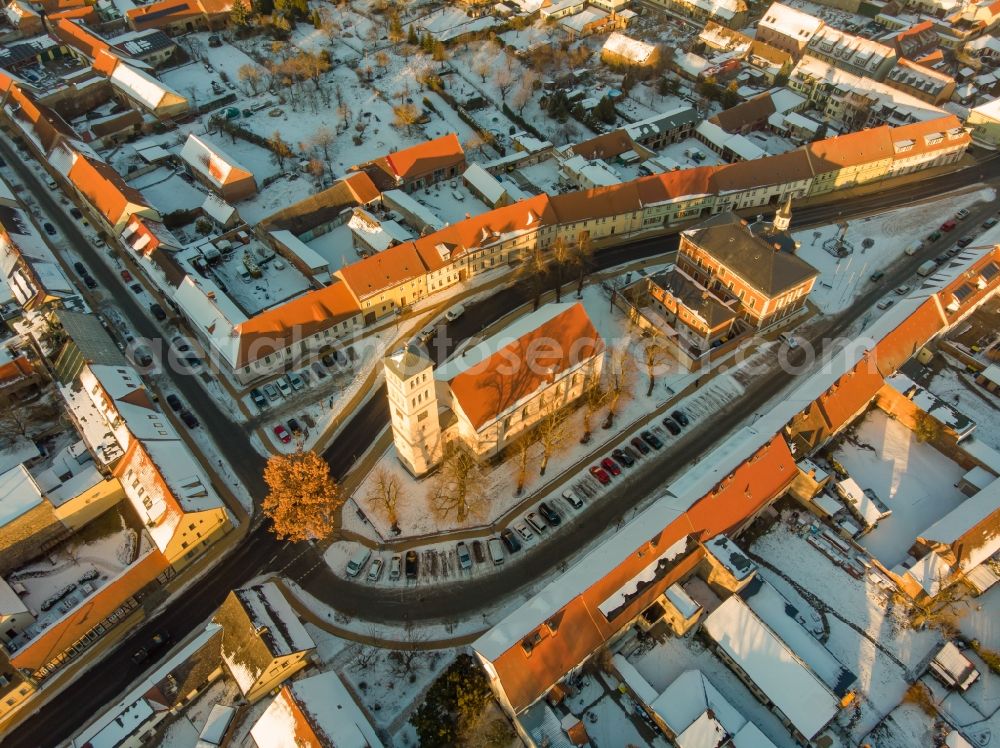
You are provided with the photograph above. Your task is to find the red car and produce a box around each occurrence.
[600,457,622,476]
[273,425,291,443]
[590,465,611,485]
[120,269,133,282]
[940,220,957,232]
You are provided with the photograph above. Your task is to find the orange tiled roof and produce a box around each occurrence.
[68,152,149,226]
[0,356,33,384]
[412,194,553,266]
[447,302,603,431]
[6,86,76,153]
[372,133,465,183]
[10,548,169,671]
[336,242,428,301]
[52,18,109,59]
[806,125,893,171]
[92,48,121,76]
[342,171,381,204]
[890,115,968,160]
[49,5,97,20]
[235,281,361,366]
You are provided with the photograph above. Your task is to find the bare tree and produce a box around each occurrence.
[375,50,391,74]
[390,621,427,676]
[643,339,672,396]
[366,467,401,527]
[513,433,534,496]
[494,66,515,104]
[514,244,547,311]
[238,64,263,96]
[551,236,570,302]
[569,231,594,298]
[604,344,634,429]
[581,380,607,444]
[270,131,293,169]
[473,57,492,82]
[432,442,483,521]
[393,103,421,135]
[310,126,336,174]
[536,410,568,476]
[512,70,538,116]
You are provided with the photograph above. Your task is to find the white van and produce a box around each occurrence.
[487,537,505,565]
[904,240,922,256]
[917,260,937,277]
[345,547,372,577]
[445,304,465,322]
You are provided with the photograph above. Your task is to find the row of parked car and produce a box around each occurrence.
[250,350,350,411]
[589,409,688,485]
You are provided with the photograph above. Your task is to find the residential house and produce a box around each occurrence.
[601,32,660,68]
[214,583,315,703]
[251,671,384,747]
[968,97,1000,149]
[64,148,159,232]
[463,163,511,208]
[885,58,956,104]
[180,134,258,202]
[107,60,189,119]
[126,0,233,33]
[70,624,224,748]
[805,27,897,80]
[646,0,747,28]
[352,133,466,193]
[622,106,700,149]
[676,202,818,329]
[755,2,824,58]
[385,302,604,475]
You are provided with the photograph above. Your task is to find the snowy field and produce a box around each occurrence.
[833,409,968,567]
[794,187,996,315]
[752,517,942,741]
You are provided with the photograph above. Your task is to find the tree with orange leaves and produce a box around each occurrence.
[262,450,343,542]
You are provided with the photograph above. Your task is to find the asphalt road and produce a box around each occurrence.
[4,145,1000,746]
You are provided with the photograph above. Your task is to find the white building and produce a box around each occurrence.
[385,302,605,476]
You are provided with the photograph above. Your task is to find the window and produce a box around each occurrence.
[417,411,428,422]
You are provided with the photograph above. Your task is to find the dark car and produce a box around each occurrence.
[149,303,166,321]
[132,632,171,665]
[83,274,97,289]
[500,528,521,552]
[538,501,561,526]
[183,355,202,368]
[630,436,650,455]
[287,418,302,435]
[671,409,689,427]
[600,456,621,476]
[405,550,418,579]
[641,430,663,449]
[663,417,681,436]
[935,254,949,265]
[43,222,56,236]
[166,394,182,411]
[472,539,485,564]
[179,410,199,428]
[250,388,267,408]
[73,261,86,275]
[611,448,635,467]
[130,282,142,294]
[957,236,974,248]
[927,230,942,242]
[321,353,336,367]
[869,270,885,283]
[590,465,611,484]
[70,207,82,219]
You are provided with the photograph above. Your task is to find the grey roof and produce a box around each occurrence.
[649,268,737,328]
[624,106,699,142]
[384,343,433,380]
[683,211,818,296]
[56,310,128,366]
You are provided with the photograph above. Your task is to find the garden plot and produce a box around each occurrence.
[833,409,967,568]
[793,187,996,315]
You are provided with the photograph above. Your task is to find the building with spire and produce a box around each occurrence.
[384,303,605,477]
[676,202,817,329]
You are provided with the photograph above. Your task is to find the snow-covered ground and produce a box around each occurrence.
[794,187,996,315]
[752,517,942,741]
[833,409,968,567]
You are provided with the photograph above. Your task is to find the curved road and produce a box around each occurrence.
[3,144,1000,746]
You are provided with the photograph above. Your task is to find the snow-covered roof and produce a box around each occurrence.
[650,670,776,748]
[235,583,314,657]
[72,624,221,748]
[703,534,757,581]
[836,477,889,526]
[251,671,384,748]
[885,370,976,437]
[962,466,996,492]
[602,32,657,64]
[0,577,28,616]
[741,576,856,696]
[561,154,622,187]
[758,2,824,42]
[110,62,183,111]
[898,550,953,596]
[971,97,1000,122]
[702,595,840,740]
[172,275,243,368]
[598,535,689,617]
[463,163,507,205]
[269,230,329,271]
[920,474,1000,570]
[664,582,701,619]
[180,133,253,189]
[0,464,44,528]
[201,193,236,224]
[559,7,608,32]
[382,189,445,232]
